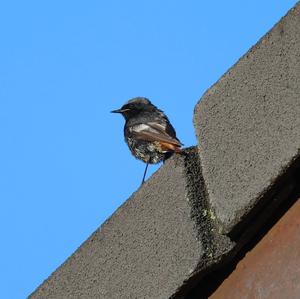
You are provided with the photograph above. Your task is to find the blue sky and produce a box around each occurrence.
[0,1,297,298]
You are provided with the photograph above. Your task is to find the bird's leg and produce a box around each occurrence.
[141,161,149,185]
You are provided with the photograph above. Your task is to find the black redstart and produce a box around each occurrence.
[111,97,182,184]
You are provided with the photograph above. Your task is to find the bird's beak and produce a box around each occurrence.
[111,109,122,113]
[111,108,130,114]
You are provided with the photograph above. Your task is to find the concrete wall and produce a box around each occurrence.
[30,2,300,298]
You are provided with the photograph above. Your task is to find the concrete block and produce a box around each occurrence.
[194,3,300,233]
[30,148,233,299]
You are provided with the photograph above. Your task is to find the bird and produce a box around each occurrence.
[111,97,183,184]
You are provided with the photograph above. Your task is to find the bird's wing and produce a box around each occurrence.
[129,122,182,147]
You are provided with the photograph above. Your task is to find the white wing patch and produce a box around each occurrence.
[130,123,167,133]
[130,124,152,133]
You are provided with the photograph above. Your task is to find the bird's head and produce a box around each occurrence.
[111,97,156,120]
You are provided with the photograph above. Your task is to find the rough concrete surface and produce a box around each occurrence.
[30,148,232,299]
[194,3,300,233]
[209,198,300,299]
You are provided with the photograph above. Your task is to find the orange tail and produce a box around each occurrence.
[159,141,183,153]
